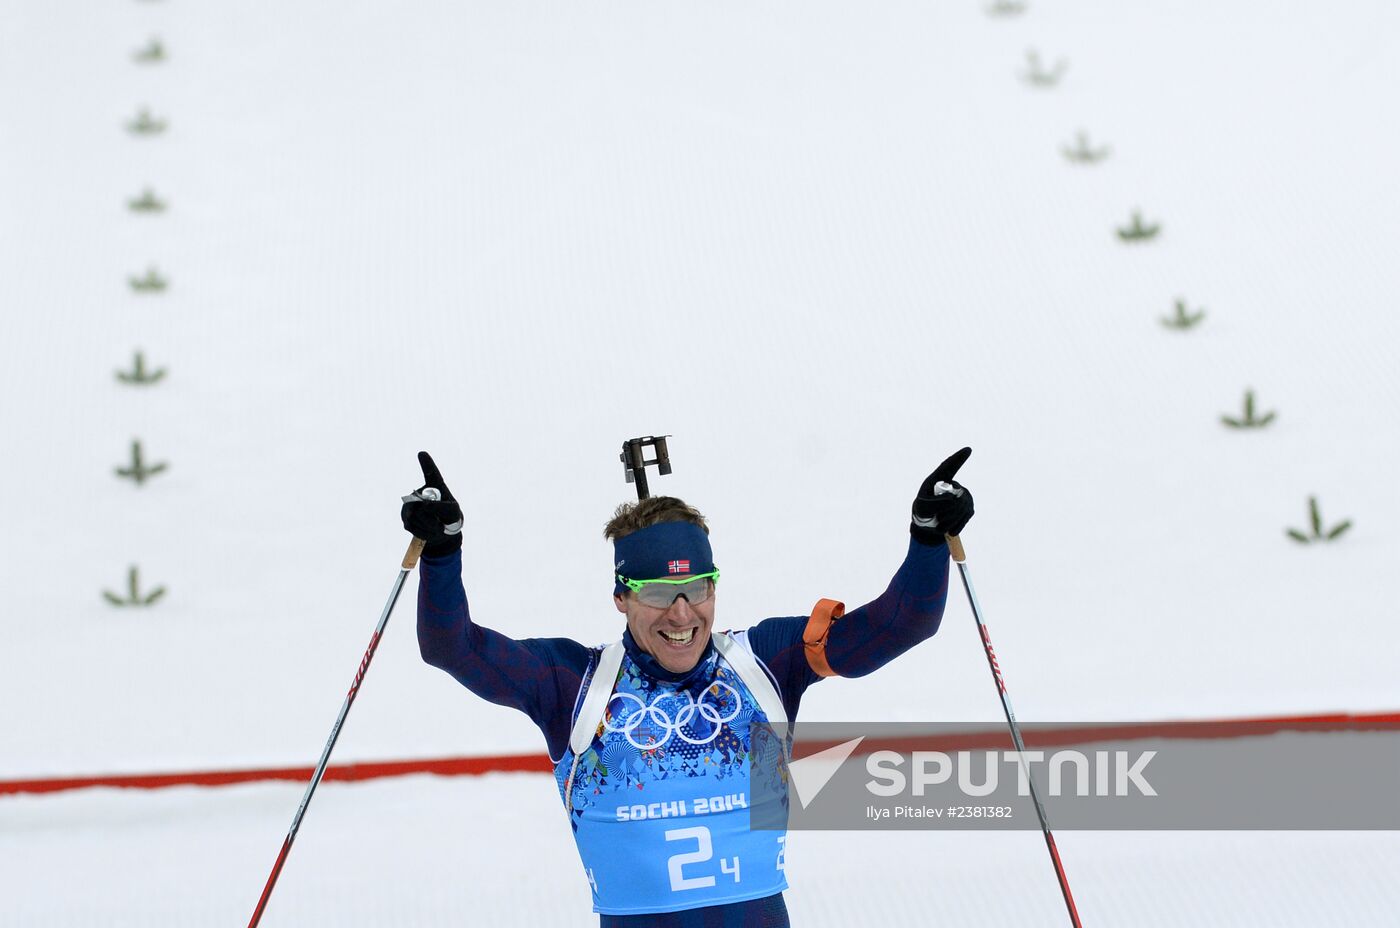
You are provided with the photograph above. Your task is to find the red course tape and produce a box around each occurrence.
[4,711,1397,796]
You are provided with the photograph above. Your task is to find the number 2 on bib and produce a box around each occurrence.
[664,826,741,892]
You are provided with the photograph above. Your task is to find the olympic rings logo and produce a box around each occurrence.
[603,682,742,750]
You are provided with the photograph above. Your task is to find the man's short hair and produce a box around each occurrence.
[603,496,709,542]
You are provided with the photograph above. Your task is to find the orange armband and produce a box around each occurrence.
[803,598,845,678]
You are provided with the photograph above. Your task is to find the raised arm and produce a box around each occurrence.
[822,536,950,676]
[742,535,952,716]
[826,446,973,675]
[744,448,975,709]
[417,550,590,757]
[404,452,590,759]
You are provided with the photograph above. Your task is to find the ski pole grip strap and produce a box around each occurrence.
[403,537,427,570]
[946,534,965,563]
[803,598,845,678]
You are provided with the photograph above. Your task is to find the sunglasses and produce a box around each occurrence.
[617,571,721,608]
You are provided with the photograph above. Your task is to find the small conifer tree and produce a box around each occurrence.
[115,439,169,485]
[116,351,167,385]
[103,566,166,607]
[128,267,168,292]
[986,0,1027,16]
[1286,497,1351,544]
[1021,49,1067,87]
[133,37,166,63]
[1160,298,1205,330]
[126,107,168,135]
[1221,389,1276,429]
[127,188,167,213]
[1118,209,1161,242]
[1062,130,1110,164]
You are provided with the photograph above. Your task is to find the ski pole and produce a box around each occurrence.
[246,505,435,928]
[946,531,1084,928]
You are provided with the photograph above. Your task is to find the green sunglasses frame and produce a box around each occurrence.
[616,570,721,595]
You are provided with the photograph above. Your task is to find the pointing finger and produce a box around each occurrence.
[930,446,972,483]
[418,451,445,491]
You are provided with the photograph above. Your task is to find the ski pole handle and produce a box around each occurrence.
[934,459,966,562]
[401,486,441,569]
[403,537,427,569]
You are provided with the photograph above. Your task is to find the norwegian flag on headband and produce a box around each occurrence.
[667,559,690,575]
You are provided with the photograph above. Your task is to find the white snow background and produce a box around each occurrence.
[2,0,1398,924]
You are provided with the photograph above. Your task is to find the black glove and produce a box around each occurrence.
[910,446,975,544]
[401,451,464,557]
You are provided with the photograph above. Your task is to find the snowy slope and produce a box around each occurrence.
[5,774,1400,926]
[2,0,1399,788]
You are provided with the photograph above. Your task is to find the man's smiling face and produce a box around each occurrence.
[614,577,716,673]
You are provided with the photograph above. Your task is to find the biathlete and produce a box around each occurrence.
[401,448,975,927]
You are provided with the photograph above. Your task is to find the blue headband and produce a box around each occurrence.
[613,521,715,596]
